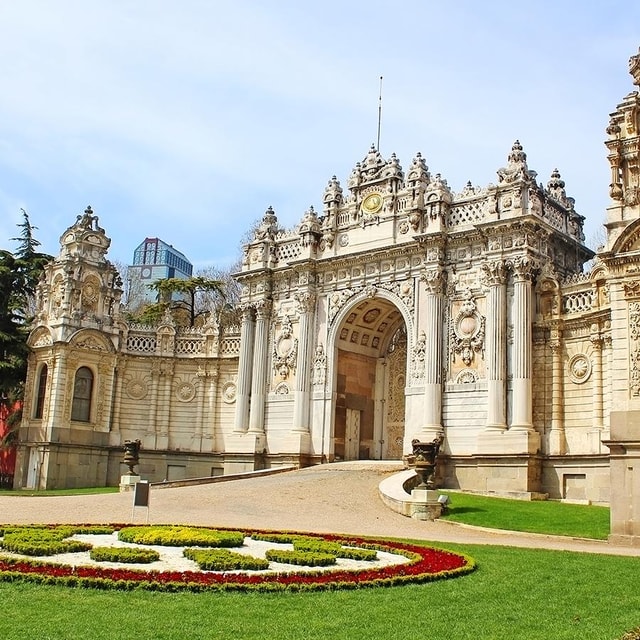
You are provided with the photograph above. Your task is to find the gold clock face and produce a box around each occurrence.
[361,192,383,215]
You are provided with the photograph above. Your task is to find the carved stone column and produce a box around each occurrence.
[46,351,68,441]
[589,327,605,452]
[110,360,124,441]
[510,258,535,431]
[233,304,255,433]
[420,268,446,437]
[248,299,272,434]
[482,261,507,431]
[292,292,316,433]
[548,327,566,455]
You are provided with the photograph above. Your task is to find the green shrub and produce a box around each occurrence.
[250,532,298,544]
[0,526,94,556]
[89,546,160,564]
[118,526,244,548]
[293,538,342,554]
[335,546,378,561]
[264,548,336,567]
[293,538,377,561]
[184,548,270,571]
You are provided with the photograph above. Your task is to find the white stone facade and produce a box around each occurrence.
[14,49,640,541]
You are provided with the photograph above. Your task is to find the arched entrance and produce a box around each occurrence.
[332,297,407,461]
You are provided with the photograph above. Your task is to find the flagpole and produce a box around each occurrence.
[377,76,383,152]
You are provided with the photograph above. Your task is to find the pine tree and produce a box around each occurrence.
[0,211,52,445]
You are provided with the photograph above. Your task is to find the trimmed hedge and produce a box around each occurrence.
[265,548,337,567]
[184,548,269,571]
[0,524,477,592]
[0,526,98,557]
[293,538,378,561]
[90,547,160,564]
[118,526,244,548]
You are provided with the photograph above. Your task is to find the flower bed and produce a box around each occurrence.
[90,546,160,564]
[0,524,476,593]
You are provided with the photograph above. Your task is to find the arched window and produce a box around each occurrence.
[71,366,93,422]
[34,364,48,419]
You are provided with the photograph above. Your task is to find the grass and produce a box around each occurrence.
[0,487,119,497]
[441,491,610,539]
[0,541,637,639]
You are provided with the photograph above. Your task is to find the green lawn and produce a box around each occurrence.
[0,542,637,640]
[0,486,119,497]
[441,491,610,539]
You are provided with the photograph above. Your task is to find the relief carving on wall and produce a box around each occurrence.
[568,353,592,385]
[73,334,109,352]
[328,288,356,323]
[455,369,479,384]
[272,315,298,379]
[411,331,426,380]
[80,275,101,315]
[312,344,327,386]
[629,301,640,396]
[125,377,148,400]
[449,288,485,366]
[222,381,237,403]
[623,280,640,299]
[175,380,197,402]
[379,280,414,312]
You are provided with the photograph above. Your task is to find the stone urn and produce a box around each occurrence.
[123,439,142,475]
[411,436,443,489]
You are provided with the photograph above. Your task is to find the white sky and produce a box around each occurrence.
[0,0,638,270]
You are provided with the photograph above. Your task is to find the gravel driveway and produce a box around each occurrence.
[1,462,638,557]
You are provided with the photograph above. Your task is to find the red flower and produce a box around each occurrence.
[0,525,476,592]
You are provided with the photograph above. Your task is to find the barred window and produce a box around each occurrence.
[34,364,48,419]
[71,366,93,422]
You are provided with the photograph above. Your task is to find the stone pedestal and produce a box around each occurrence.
[282,430,312,455]
[119,474,141,492]
[477,429,540,455]
[410,487,444,520]
[225,431,267,453]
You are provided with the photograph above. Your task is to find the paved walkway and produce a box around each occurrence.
[1,462,638,557]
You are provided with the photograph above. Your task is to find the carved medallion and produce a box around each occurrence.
[126,379,148,400]
[176,381,196,402]
[222,381,237,403]
[568,354,591,384]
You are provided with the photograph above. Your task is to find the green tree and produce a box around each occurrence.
[0,210,52,445]
[142,276,225,328]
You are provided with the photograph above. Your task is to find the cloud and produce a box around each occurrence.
[0,0,637,266]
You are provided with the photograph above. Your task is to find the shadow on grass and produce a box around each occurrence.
[446,507,486,515]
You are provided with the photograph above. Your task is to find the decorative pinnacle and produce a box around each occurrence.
[630,46,640,87]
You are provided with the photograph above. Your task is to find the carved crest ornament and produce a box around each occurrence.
[449,288,485,366]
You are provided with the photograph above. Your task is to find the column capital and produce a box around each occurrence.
[239,303,255,322]
[508,256,538,282]
[481,260,507,286]
[549,327,562,353]
[295,291,316,314]
[254,298,273,320]
[420,267,447,295]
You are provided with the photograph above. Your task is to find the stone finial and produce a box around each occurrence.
[383,152,403,179]
[298,205,321,246]
[508,140,527,165]
[406,152,430,187]
[630,46,640,87]
[254,206,279,241]
[497,140,537,184]
[323,175,343,204]
[547,168,567,201]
